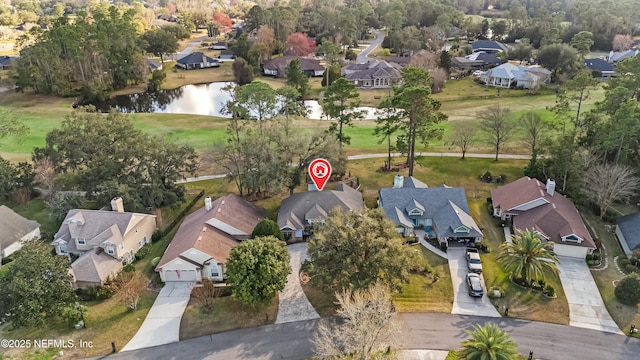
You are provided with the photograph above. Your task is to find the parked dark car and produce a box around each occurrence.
[466,273,484,297]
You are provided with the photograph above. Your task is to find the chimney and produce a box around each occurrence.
[111,197,124,212]
[393,174,404,189]
[205,197,212,211]
[546,179,556,196]
[308,181,318,192]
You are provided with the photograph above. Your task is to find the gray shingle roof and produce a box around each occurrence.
[379,178,482,239]
[277,183,364,230]
[471,40,510,52]
[342,60,402,81]
[54,209,136,246]
[584,58,614,72]
[0,205,40,249]
[617,212,640,252]
[177,52,218,65]
[71,248,122,285]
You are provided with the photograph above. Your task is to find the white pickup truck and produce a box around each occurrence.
[466,247,483,274]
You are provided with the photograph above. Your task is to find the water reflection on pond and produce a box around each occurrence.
[92,82,380,120]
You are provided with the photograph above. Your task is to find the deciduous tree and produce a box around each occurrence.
[115,271,147,311]
[308,208,419,292]
[478,105,516,161]
[285,32,315,56]
[450,122,477,159]
[141,27,179,62]
[570,31,594,57]
[236,81,278,122]
[313,282,398,360]
[0,239,76,328]
[537,44,579,78]
[0,107,28,147]
[518,111,547,156]
[612,34,634,52]
[374,104,401,170]
[251,219,284,241]
[226,236,291,305]
[322,78,364,148]
[232,57,254,85]
[581,163,640,218]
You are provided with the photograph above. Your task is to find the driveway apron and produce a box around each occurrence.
[557,256,622,334]
[275,243,320,324]
[448,248,501,317]
[121,282,194,351]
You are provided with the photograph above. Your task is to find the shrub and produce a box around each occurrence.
[587,260,594,266]
[593,253,600,261]
[1,256,14,265]
[345,49,357,60]
[439,242,448,252]
[380,48,391,56]
[151,257,161,267]
[123,264,136,272]
[544,284,555,297]
[151,229,164,242]
[76,285,115,301]
[625,264,639,274]
[619,258,631,269]
[615,274,640,305]
[630,257,638,266]
[135,244,151,261]
[586,254,594,261]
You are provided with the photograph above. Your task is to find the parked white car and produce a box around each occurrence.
[472,70,485,76]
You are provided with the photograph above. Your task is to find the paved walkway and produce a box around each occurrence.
[448,248,501,317]
[503,226,512,243]
[557,256,622,334]
[275,243,320,324]
[121,282,194,351]
[415,230,447,259]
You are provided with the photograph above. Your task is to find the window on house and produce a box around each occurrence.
[59,246,67,254]
[138,241,143,249]
[210,265,220,278]
[143,236,148,243]
[106,246,115,255]
[77,238,86,245]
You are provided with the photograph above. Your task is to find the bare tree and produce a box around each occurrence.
[518,111,546,156]
[116,271,147,311]
[312,282,398,360]
[10,187,31,208]
[192,280,226,312]
[478,105,516,161]
[612,34,634,51]
[408,50,438,70]
[582,163,640,218]
[430,68,448,94]
[34,156,57,191]
[450,122,477,159]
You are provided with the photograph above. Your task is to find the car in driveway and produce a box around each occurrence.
[466,247,483,273]
[466,273,484,297]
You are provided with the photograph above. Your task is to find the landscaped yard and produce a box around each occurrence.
[179,295,278,340]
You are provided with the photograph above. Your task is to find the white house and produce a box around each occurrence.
[480,63,551,89]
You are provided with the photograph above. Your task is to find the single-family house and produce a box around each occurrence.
[51,197,157,288]
[445,26,467,41]
[147,58,163,71]
[211,42,227,50]
[218,50,236,62]
[378,175,483,247]
[584,58,615,79]
[491,177,596,258]
[157,14,178,22]
[342,60,402,89]
[615,212,640,258]
[263,56,324,77]
[480,63,551,89]
[0,205,40,260]
[277,182,364,242]
[176,52,220,70]
[470,40,510,54]
[453,51,502,70]
[0,56,16,70]
[607,49,638,64]
[155,194,265,282]
[385,56,413,67]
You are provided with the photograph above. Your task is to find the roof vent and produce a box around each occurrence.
[202,227,207,232]
[197,236,202,241]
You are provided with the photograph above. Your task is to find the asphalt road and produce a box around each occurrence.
[356,29,385,63]
[104,314,640,360]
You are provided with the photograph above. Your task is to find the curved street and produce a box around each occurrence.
[356,30,385,63]
[108,313,639,360]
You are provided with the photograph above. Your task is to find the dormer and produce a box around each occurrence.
[405,199,425,217]
[453,225,470,233]
[305,204,328,224]
[67,215,85,238]
[561,234,583,243]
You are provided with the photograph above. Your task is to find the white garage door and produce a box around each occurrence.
[553,244,588,258]
[163,269,198,282]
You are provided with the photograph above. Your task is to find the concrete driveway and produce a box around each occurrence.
[448,248,501,317]
[356,30,384,63]
[275,243,320,324]
[121,282,194,351]
[557,256,622,334]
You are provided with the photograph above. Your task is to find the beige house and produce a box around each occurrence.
[51,197,157,288]
[0,205,40,260]
[156,194,265,282]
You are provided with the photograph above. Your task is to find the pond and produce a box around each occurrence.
[91,82,380,120]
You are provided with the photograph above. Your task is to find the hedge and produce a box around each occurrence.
[152,189,205,242]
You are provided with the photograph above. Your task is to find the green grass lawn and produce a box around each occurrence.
[179,295,278,340]
[393,246,453,313]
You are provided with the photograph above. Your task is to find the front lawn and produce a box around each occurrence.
[179,295,278,340]
[393,246,453,313]
[469,200,570,325]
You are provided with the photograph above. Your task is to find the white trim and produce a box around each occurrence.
[508,197,549,212]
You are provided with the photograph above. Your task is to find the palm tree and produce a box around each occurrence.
[497,229,560,283]
[458,323,519,360]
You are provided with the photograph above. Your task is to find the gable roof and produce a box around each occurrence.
[147,58,162,70]
[584,58,614,72]
[71,248,122,285]
[379,177,482,239]
[0,205,40,249]
[617,212,640,252]
[608,49,638,63]
[471,40,510,53]
[485,63,545,82]
[54,209,154,245]
[263,55,324,72]
[493,177,595,249]
[277,183,364,230]
[156,194,265,269]
[177,52,218,65]
[0,56,16,67]
[342,60,402,81]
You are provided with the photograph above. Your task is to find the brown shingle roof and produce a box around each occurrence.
[156,194,265,270]
[263,56,324,72]
[493,177,595,248]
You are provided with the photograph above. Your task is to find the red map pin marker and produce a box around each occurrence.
[309,158,332,191]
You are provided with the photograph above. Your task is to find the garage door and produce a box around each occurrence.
[553,244,588,258]
[163,269,198,281]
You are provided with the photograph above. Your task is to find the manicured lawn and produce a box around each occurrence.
[0,198,62,236]
[393,246,453,313]
[468,199,570,325]
[301,279,339,317]
[179,295,278,340]
[586,211,640,335]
